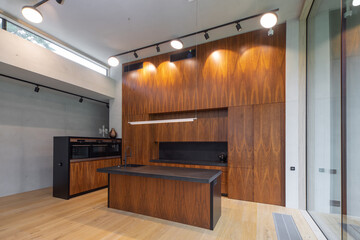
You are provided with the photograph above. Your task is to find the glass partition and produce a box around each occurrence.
[307,0,342,239]
[307,0,360,239]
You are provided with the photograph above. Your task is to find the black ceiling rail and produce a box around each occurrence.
[111,8,279,58]
[0,73,109,106]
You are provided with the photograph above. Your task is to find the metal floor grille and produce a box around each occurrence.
[273,213,302,240]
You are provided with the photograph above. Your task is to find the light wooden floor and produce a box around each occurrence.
[0,188,317,240]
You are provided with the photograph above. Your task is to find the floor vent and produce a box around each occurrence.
[273,213,302,240]
[343,223,360,239]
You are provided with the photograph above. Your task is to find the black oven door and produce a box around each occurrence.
[71,145,90,159]
[91,144,108,158]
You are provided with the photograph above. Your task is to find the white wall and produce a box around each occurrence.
[109,67,123,137]
[285,20,300,209]
[0,76,109,197]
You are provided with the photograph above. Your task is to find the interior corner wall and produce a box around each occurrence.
[109,66,123,137]
[0,76,109,197]
[286,19,300,209]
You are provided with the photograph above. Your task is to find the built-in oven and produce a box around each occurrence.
[107,143,121,156]
[71,144,91,159]
[91,144,108,158]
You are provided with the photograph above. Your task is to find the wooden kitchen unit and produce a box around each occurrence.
[121,24,286,206]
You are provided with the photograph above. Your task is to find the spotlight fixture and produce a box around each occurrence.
[22,0,64,24]
[134,51,138,58]
[354,0,360,6]
[79,97,83,103]
[108,57,119,67]
[260,12,278,29]
[34,85,40,92]
[236,22,242,31]
[108,9,279,67]
[204,32,210,40]
[106,104,109,109]
[170,39,184,49]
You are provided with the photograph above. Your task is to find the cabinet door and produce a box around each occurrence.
[69,158,118,196]
[253,103,285,206]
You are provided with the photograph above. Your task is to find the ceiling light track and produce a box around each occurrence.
[108,8,279,66]
[22,0,64,23]
[0,73,109,107]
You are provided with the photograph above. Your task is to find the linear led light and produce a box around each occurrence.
[128,118,197,125]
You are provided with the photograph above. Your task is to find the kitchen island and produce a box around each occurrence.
[97,165,222,230]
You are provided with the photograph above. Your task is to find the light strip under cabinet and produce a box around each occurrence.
[128,118,197,125]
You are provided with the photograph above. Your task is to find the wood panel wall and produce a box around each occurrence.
[122,24,286,206]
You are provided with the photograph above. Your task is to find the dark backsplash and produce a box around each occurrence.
[159,142,227,163]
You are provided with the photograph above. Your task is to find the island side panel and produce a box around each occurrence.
[211,175,221,230]
[109,174,211,229]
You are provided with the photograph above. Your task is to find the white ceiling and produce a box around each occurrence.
[0,0,304,65]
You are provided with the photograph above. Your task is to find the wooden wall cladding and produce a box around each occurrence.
[122,24,286,115]
[253,103,285,206]
[151,108,227,143]
[69,158,119,196]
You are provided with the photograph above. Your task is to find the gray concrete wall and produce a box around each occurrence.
[0,76,109,197]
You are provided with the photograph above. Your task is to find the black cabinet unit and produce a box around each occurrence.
[53,137,121,199]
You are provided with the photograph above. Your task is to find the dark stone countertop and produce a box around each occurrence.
[97,165,222,183]
[150,159,227,167]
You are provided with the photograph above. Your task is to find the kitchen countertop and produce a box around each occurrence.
[97,165,222,183]
[150,159,227,167]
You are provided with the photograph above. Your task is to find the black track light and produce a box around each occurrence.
[156,45,160,53]
[204,32,210,40]
[106,104,109,109]
[79,97,83,103]
[236,22,242,32]
[134,51,138,58]
[34,85,40,92]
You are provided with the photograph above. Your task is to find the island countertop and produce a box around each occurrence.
[97,165,222,183]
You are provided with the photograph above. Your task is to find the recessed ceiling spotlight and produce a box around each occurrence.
[156,45,160,53]
[260,12,278,29]
[204,32,210,40]
[170,39,183,49]
[22,6,43,23]
[353,0,360,6]
[236,22,242,31]
[108,57,119,67]
[134,51,138,58]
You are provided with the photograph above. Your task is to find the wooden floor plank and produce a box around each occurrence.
[0,188,316,240]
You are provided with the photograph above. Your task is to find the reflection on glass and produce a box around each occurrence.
[344,1,360,239]
[307,0,342,239]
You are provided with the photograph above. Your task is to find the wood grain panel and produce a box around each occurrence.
[228,24,286,107]
[109,174,211,229]
[69,158,118,196]
[228,167,254,201]
[122,114,154,165]
[228,106,254,168]
[197,40,228,109]
[253,103,285,206]
[149,162,228,194]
